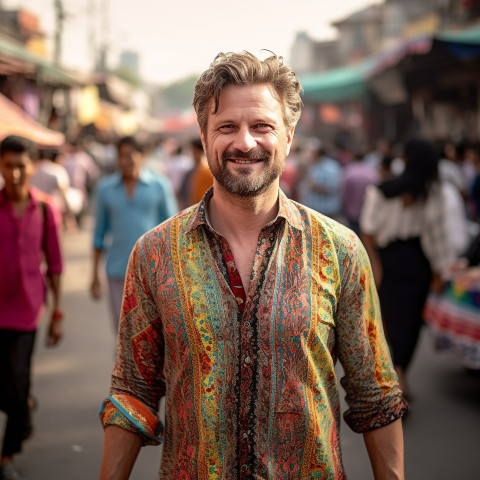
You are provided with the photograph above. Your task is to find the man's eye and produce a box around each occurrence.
[253,123,272,131]
[219,125,235,131]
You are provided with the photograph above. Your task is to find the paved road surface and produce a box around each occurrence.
[3,219,480,479]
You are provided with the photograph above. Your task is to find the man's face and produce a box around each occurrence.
[200,84,294,198]
[117,143,143,180]
[0,151,34,198]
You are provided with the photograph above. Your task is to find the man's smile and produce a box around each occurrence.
[228,158,264,164]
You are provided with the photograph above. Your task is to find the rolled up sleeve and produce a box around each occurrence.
[99,236,166,444]
[335,232,408,433]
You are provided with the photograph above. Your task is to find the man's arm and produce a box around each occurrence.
[91,248,103,299]
[46,272,63,346]
[363,419,405,480]
[91,182,107,299]
[335,231,408,477]
[42,200,64,347]
[360,232,383,288]
[99,425,142,480]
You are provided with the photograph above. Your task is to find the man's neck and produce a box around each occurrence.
[3,187,30,217]
[208,182,279,240]
[3,186,29,204]
[122,174,140,196]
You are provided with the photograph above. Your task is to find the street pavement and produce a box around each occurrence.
[3,218,480,479]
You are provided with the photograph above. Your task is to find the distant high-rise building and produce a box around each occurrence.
[119,50,139,76]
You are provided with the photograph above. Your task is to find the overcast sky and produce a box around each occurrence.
[4,0,375,84]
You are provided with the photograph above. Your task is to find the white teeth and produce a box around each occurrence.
[232,160,258,164]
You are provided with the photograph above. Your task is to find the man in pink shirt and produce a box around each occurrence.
[340,151,379,234]
[0,135,64,480]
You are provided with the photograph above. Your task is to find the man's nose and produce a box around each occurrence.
[12,168,21,180]
[233,126,257,152]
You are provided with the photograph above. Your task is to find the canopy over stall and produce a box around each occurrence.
[0,91,64,146]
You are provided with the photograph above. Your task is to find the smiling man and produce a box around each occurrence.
[99,52,408,480]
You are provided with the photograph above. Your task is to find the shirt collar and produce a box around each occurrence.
[0,187,40,207]
[185,187,304,235]
[111,169,152,186]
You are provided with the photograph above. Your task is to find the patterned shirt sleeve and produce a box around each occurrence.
[335,230,408,433]
[99,235,166,444]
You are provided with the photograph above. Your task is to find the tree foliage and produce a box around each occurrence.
[114,65,142,87]
[160,74,198,112]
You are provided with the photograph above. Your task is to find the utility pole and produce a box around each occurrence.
[53,0,65,64]
[88,0,97,71]
[97,0,110,72]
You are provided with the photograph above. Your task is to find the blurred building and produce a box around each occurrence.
[0,6,164,146]
[0,7,75,145]
[294,0,480,146]
[290,32,339,74]
[332,3,384,63]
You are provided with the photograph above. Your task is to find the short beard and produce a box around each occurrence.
[208,146,284,198]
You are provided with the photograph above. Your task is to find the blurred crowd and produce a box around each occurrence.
[6,133,480,238]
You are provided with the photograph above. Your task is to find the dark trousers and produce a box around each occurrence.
[0,329,36,456]
[379,238,432,370]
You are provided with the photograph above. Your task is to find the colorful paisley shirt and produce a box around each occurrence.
[100,188,407,480]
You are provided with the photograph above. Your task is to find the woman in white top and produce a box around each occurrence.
[360,139,454,400]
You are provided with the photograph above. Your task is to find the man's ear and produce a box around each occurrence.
[286,126,295,156]
[200,129,207,154]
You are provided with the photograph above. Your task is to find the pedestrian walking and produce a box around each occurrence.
[178,137,213,209]
[360,139,454,401]
[99,51,407,480]
[339,151,379,234]
[62,140,100,228]
[30,148,73,229]
[90,136,177,333]
[299,141,343,221]
[0,135,64,480]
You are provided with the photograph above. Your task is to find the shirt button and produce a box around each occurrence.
[241,464,248,472]
[244,321,250,328]
[244,356,251,364]
[242,432,248,439]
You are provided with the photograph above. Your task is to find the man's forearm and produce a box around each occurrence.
[48,272,62,311]
[92,248,103,279]
[363,419,405,480]
[99,425,142,480]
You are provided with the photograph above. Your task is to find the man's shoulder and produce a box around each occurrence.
[295,201,359,248]
[141,169,172,188]
[138,204,197,245]
[31,187,55,209]
[324,157,342,171]
[97,173,121,190]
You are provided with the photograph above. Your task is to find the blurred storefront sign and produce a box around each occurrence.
[404,13,440,40]
[77,85,101,126]
[318,104,341,125]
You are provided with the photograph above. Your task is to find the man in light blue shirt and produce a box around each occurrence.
[300,143,342,219]
[90,136,177,331]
